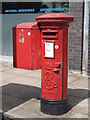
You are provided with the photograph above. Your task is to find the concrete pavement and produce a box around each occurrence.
[0,61,89,119]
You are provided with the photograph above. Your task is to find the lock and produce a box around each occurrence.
[55,62,61,68]
[53,68,59,73]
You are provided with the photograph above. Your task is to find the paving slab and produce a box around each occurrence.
[2,83,25,95]
[0,87,2,94]
[0,62,13,72]
[5,76,40,86]
[5,67,32,76]
[1,80,11,87]
[88,98,90,117]
[4,97,88,119]
[0,72,2,87]
[68,74,79,84]
[56,110,88,118]
[4,98,57,118]
[22,70,41,79]
[0,94,2,112]
[70,98,88,115]
[62,112,88,118]
[33,80,41,88]
[2,94,25,112]
[68,95,84,107]
[0,63,2,72]
[7,85,41,101]
[68,70,82,77]
[0,111,2,120]
[1,67,13,72]
[68,78,88,90]
[68,88,88,99]
[1,72,17,81]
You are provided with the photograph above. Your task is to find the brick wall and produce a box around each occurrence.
[68,2,84,70]
[88,2,90,76]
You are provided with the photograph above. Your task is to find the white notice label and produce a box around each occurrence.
[45,42,54,58]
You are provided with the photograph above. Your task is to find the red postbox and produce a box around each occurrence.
[36,13,74,115]
[13,22,41,70]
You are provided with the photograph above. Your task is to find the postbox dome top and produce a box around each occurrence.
[15,22,38,29]
[36,13,74,25]
[36,13,74,19]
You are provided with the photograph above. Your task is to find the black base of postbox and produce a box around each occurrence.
[41,97,68,115]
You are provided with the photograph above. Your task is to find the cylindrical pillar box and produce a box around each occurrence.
[36,13,74,115]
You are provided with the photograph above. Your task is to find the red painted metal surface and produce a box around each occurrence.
[13,27,17,68]
[13,22,41,70]
[36,13,74,25]
[36,13,74,100]
[36,13,74,19]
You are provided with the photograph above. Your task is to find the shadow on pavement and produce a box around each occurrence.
[68,88,89,110]
[0,83,89,113]
[2,83,41,112]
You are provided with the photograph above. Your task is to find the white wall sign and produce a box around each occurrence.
[45,42,54,58]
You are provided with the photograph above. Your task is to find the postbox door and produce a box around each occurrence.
[41,28,63,100]
[16,29,31,69]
